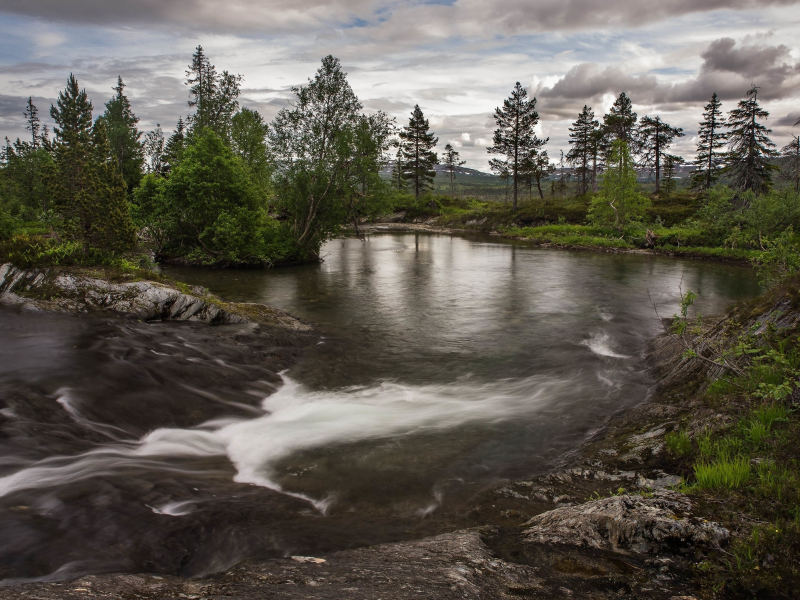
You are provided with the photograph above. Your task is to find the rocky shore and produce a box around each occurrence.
[0,262,784,599]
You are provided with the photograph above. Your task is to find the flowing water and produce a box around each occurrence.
[0,233,760,581]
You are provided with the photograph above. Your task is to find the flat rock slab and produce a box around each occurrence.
[0,531,544,600]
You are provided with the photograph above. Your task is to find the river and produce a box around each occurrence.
[0,233,760,582]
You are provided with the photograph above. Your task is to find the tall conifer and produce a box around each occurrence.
[24,97,41,149]
[780,135,800,193]
[691,92,727,190]
[399,105,438,200]
[603,93,637,146]
[442,143,465,200]
[99,76,144,192]
[48,74,135,252]
[726,85,777,194]
[567,105,599,195]
[487,82,545,211]
[637,115,684,193]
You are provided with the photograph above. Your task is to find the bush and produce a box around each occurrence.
[0,210,19,241]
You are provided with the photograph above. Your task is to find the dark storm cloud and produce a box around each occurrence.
[536,37,800,117]
[776,112,800,126]
[1,0,797,35]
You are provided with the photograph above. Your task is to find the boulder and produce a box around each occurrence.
[523,489,727,555]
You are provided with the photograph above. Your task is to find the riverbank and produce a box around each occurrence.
[0,263,796,598]
[361,219,760,264]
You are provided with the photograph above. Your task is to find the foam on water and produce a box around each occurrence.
[580,332,631,359]
[0,373,575,507]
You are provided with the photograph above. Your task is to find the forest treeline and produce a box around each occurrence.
[1,48,799,267]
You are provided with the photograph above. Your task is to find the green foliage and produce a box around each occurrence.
[270,56,390,258]
[400,104,438,200]
[230,107,271,188]
[589,140,650,230]
[47,75,136,254]
[665,430,692,457]
[97,76,143,193]
[0,208,20,241]
[693,457,751,490]
[137,129,288,265]
[752,226,800,287]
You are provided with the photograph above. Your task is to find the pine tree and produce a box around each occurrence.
[566,105,599,195]
[780,135,800,193]
[662,154,685,196]
[603,93,638,146]
[24,97,41,149]
[589,128,604,193]
[399,104,438,200]
[98,76,144,192]
[487,82,546,211]
[185,46,241,138]
[391,146,405,191]
[726,85,778,194]
[48,74,135,252]
[442,143,465,200]
[637,115,684,193]
[186,46,216,130]
[519,150,553,201]
[164,117,187,172]
[691,92,727,190]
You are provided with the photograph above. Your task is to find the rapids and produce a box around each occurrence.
[0,233,760,581]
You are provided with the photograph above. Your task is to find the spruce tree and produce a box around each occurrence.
[726,85,777,194]
[391,146,405,191]
[164,117,187,172]
[186,46,216,130]
[566,105,599,195]
[442,143,465,200]
[99,76,144,193]
[691,92,727,190]
[487,82,546,211]
[24,97,41,149]
[603,93,638,146]
[399,104,438,201]
[48,74,135,252]
[662,154,685,196]
[185,46,241,139]
[780,135,800,193]
[637,115,684,193]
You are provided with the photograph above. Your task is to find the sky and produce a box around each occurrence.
[1,0,799,172]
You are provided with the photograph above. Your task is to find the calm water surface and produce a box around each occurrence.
[0,233,760,580]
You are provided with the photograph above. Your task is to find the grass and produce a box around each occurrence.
[666,430,693,457]
[693,457,752,490]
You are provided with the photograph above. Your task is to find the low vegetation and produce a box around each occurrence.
[654,273,800,597]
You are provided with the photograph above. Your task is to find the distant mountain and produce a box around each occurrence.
[381,161,495,177]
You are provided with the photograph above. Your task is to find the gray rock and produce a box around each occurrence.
[0,263,309,330]
[523,489,728,555]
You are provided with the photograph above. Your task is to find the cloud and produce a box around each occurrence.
[2,0,797,37]
[536,36,800,118]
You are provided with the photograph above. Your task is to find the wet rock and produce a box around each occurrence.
[0,264,309,330]
[522,489,728,555]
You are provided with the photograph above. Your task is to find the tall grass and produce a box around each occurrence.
[694,457,751,490]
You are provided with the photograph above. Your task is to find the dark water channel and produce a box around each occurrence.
[0,233,760,582]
